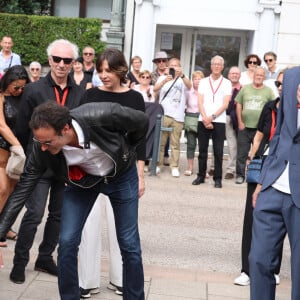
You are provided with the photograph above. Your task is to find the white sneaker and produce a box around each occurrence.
[156,166,161,174]
[171,168,180,177]
[234,272,250,286]
[274,273,280,285]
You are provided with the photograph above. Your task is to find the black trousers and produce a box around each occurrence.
[241,182,282,275]
[196,121,225,181]
[13,176,64,267]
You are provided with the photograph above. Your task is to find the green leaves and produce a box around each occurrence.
[0,13,105,65]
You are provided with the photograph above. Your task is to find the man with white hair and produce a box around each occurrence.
[192,55,232,188]
[8,39,85,284]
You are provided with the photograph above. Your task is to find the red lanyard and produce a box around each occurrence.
[269,110,276,141]
[209,76,223,102]
[54,86,69,106]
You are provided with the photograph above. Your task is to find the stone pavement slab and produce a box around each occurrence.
[0,151,292,299]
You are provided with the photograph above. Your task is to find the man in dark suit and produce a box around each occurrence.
[249,66,300,300]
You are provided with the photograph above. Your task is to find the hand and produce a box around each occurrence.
[297,84,300,104]
[138,176,145,198]
[204,123,214,129]
[252,184,262,208]
[238,122,245,131]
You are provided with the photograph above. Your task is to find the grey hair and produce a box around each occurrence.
[29,61,42,70]
[211,55,224,65]
[47,39,78,59]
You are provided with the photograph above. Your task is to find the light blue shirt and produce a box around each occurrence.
[0,50,21,75]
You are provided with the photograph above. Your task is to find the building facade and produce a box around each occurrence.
[53,0,300,77]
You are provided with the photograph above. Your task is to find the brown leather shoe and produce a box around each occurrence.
[224,173,234,179]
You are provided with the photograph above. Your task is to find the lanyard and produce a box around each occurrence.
[54,86,69,106]
[269,110,276,141]
[209,76,223,102]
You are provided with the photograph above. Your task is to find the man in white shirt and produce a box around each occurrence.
[192,55,231,188]
[0,36,21,77]
[154,57,191,177]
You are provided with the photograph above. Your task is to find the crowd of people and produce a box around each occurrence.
[0,33,299,300]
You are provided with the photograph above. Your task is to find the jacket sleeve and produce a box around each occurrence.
[110,103,149,148]
[16,86,38,153]
[0,147,46,239]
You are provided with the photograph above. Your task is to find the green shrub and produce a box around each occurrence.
[0,13,105,65]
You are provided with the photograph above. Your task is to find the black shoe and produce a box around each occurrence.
[192,176,204,185]
[107,281,123,296]
[80,287,100,299]
[214,179,222,188]
[10,264,25,284]
[34,259,57,276]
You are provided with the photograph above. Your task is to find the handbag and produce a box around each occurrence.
[184,113,199,133]
[6,145,26,180]
[245,157,263,183]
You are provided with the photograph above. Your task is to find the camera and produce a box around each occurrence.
[169,67,175,78]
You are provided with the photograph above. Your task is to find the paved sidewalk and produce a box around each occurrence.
[0,254,292,299]
[0,149,292,300]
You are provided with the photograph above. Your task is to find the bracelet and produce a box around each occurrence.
[181,74,185,79]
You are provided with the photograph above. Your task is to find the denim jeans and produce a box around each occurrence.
[13,176,63,267]
[58,165,144,300]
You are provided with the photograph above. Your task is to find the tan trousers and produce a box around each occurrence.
[158,115,183,168]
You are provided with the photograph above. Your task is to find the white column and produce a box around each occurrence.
[253,4,281,58]
[131,0,158,70]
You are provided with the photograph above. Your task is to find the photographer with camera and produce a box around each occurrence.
[154,57,191,177]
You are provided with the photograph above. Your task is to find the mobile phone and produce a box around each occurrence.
[169,67,175,78]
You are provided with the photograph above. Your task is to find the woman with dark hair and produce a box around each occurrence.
[70,57,92,90]
[234,69,286,286]
[240,54,262,85]
[78,48,145,298]
[0,65,29,247]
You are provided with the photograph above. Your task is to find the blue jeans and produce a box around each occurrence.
[58,165,144,300]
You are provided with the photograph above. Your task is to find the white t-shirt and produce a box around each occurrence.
[198,75,232,123]
[158,75,188,122]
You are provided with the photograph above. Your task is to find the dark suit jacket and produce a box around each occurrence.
[259,66,300,208]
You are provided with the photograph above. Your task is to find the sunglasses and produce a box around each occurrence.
[264,59,273,63]
[141,76,150,79]
[274,80,282,88]
[83,52,94,56]
[248,61,258,65]
[30,68,40,71]
[13,85,25,91]
[32,137,53,146]
[156,59,167,63]
[52,55,73,65]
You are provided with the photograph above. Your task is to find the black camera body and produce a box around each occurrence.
[169,67,175,78]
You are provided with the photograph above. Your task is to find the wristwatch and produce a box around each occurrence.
[212,114,217,120]
[181,74,185,79]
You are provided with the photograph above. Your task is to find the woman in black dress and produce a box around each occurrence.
[0,65,30,247]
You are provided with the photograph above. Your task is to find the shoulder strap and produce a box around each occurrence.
[160,76,179,103]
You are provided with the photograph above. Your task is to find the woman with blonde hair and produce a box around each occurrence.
[184,70,204,175]
[134,70,156,102]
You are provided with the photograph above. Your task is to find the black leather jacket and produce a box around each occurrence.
[0,102,149,239]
